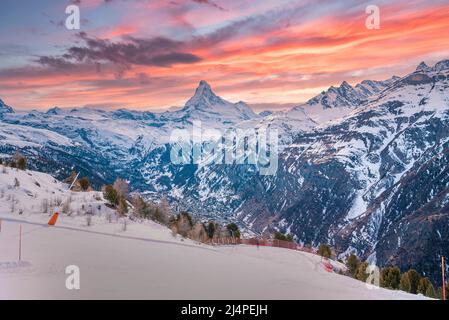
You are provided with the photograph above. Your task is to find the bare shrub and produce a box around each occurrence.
[62,197,72,215]
[113,178,129,198]
[41,198,49,213]
[86,215,92,227]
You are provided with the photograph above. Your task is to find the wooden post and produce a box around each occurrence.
[443,256,446,300]
[19,224,22,261]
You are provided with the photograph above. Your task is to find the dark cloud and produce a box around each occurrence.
[147,52,201,66]
[35,56,75,69]
[33,1,315,79]
[36,32,202,73]
[190,0,225,11]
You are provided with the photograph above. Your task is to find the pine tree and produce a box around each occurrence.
[380,266,401,289]
[346,254,360,277]
[407,269,421,294]
[206,222,216,239]
[78,177,90,191]
[437,283,449,300]
[103,184,118,206]
[273,231,294,242]
[355,262,369,282]
[399,272,411,292]
[318,244,332,259]
[417,277,433,296]
[16,156,27,170]
[13,151,27,170]
[425,282,436,298]
[226,223,241,238]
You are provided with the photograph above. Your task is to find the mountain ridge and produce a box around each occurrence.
[1,58,449,284]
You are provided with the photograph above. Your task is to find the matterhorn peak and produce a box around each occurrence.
[194,80,214,98]
[177,80,258,122]
[416,61,430,72]
[186,80,225,106]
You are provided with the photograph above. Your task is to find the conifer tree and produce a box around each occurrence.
[407,269,421,294]
[226,223,241,238]
[355,262,369,282]
[318,244,332,259]
[417,277,433,296]
[104,184,118,206]
[425,282,436,298]
[380,266,401,289]
[346,254,360,277]
[399,272,411,292]
[78,177,90,191]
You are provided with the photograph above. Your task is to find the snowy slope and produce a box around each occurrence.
[0,122,73,148]
[0,219,427,299]
[0,166,427,299]
[0,165,113,218]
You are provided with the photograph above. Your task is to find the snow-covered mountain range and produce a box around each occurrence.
[1,59,449,283]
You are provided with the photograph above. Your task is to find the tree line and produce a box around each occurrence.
[317,243,446,299]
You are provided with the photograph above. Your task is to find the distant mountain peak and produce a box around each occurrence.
[0,98,14,115]
[198,79,211,88]
[186,80,225,107]
[307,80,363,109]
[195,80,213,95]
[434,59,449,72]
[259,110,273,117]
[46,106,62,115]
[416,61,430,72]
[340,81,352,89]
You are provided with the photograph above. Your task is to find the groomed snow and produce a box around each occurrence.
[0,167,428,299]
[0,216,428,300]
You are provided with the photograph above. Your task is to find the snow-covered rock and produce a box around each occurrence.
[0,99,14,118]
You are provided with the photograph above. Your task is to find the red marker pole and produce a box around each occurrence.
[0,219,2,232]
[442,256,446,301]
[18,225,22,262]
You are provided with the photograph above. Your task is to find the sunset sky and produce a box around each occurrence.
[1,0,449,111]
